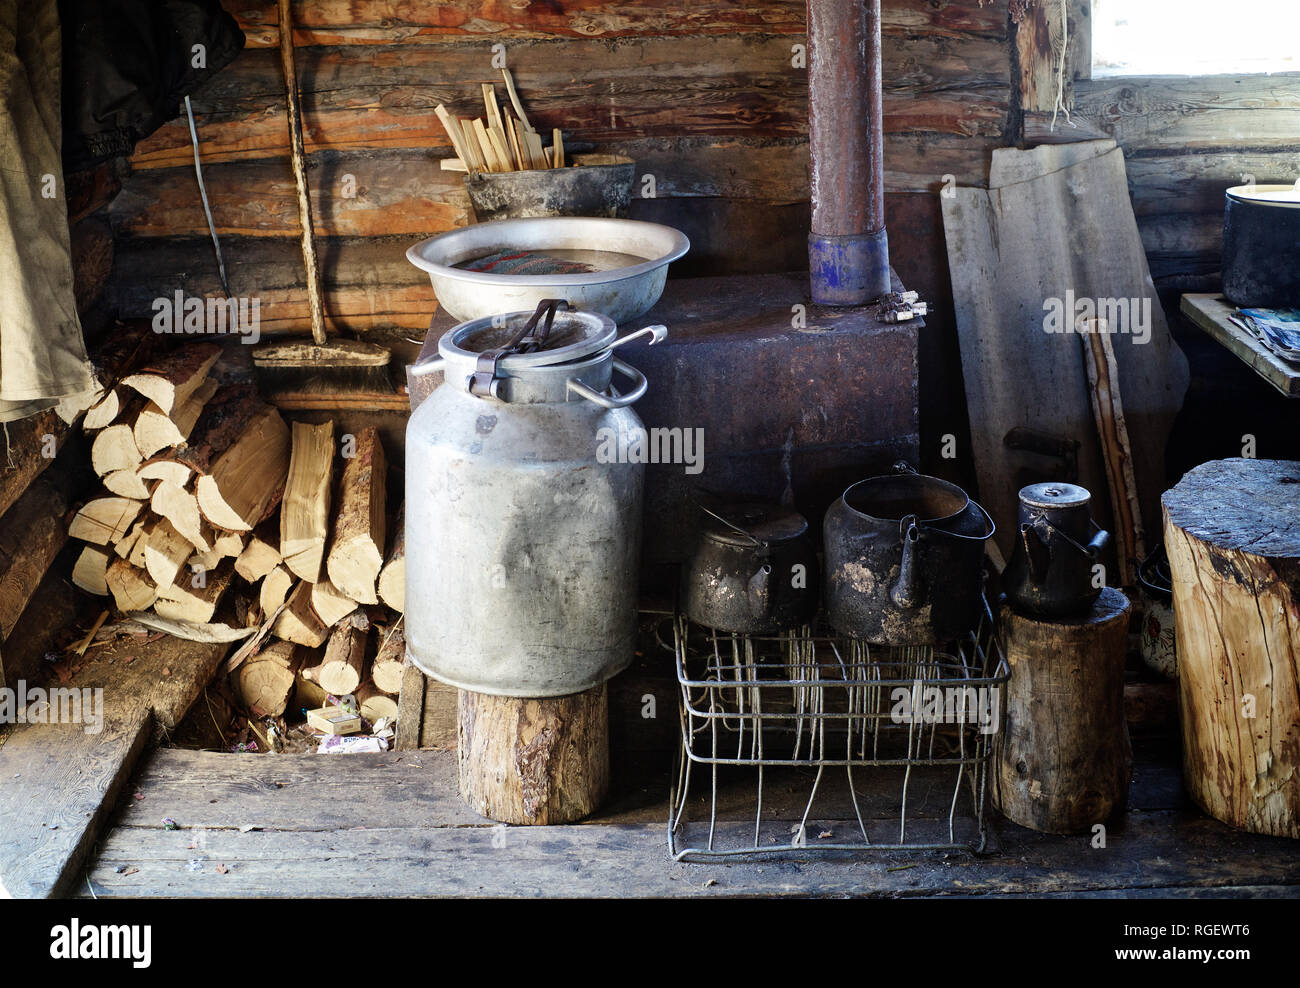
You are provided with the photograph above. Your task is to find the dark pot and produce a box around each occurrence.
[1222,183,1300,308]
[681,501,819,634]
[465,154,636,222]
[1004,482,1110,617]
[823,465,994,645]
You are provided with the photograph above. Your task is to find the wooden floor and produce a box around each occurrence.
[78,738,1300,898]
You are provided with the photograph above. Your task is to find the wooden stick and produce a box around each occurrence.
[434,105,475,171]
[471,118,502,172]
[439,157,469,172]
[277,0,326,345]
[487,127,513,174]
[482,83,505,136]
[552,128,564,168]
[505,118,524,170]
[501,67,534,134]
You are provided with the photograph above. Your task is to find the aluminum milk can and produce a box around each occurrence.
[405,302,664,697]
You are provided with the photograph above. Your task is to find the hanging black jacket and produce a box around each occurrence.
[60,0,245,169]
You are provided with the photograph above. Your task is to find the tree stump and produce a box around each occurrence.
[1163,458,1300,839]
[996,588,1132,834]
[458,685,609,825]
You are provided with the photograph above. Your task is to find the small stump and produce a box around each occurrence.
[996,588,1133,834]
[458,684,609,825]
[1163,458,1300,839]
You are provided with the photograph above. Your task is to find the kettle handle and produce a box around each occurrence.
[566,357,647,409]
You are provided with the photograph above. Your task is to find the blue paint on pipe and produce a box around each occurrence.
[809,229,891,306]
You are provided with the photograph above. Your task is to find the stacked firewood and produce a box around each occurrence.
[67,345,407,725]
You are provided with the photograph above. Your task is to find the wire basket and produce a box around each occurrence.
[668,596,1009,860]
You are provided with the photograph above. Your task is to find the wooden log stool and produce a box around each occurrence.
[996,587,1133,834]
[458,684,609,825]
[1163,458,1300,839]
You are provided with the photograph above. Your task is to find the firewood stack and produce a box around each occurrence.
[66,347,408,732]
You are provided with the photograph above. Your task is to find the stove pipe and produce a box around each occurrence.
[806,0,890,305]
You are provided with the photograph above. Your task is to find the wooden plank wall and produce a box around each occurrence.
[104,0,1012,335]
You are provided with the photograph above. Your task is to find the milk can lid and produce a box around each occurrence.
[1019,482,1091,510]
[439,307,617,368]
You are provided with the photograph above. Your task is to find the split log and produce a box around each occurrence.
[144,518,195,591]
[996,588,1132,834]
[356,682,399,725]
[271,580,329,647]
[309,578,357,627]
[154,559,234,624]
[371,623,405,695]
[113,519,147,560]
[302,613,367,695]
[294,660,330,711]
[457,684,610,825]
[68,496,141,545]
[325,427,385,603]
[120,343,220,415]
[151,482,210,552]
[126,518,153,568]
[195,403,290,531]
[1163,458,1300,839]
[133,378,219,457]
[72,545,111,596]
[137,460,192,488]
[90,422,142,476]
[259,564,294,616]
[212,530,245,558]
[0,457,79,637]
[105,557,158,612]
[234,522,281,582]
[377,502,404,613]
[281,420,335,581]
[83,388,121,430]
[236,640,303,717]
[102,468,150,500]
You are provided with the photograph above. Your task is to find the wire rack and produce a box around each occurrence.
[668,596,1009,860]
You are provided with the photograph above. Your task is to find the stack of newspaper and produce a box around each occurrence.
[1229,307,1300,365]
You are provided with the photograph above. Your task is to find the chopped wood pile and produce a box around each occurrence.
[66,347,408,746]
[436,68,564,173]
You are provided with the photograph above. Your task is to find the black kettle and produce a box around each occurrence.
[1004,482,1110,617]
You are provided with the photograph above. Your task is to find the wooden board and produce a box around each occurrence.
[0,631,231,898]
[1180,294,1300,399]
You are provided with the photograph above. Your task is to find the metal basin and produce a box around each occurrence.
[406,217,689,324]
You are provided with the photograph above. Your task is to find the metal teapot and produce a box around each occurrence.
[681,500,819,634]
[1003,482,1110,617]
[823,464,995,644]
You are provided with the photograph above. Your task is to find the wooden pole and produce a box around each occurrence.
[996,588,1132,834]
[1163,458,1300,839]
[458,684,609,825]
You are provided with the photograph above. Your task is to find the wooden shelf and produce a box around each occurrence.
[1181,293,1300,399]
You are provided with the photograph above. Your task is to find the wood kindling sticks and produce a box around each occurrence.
[433,69,566,174]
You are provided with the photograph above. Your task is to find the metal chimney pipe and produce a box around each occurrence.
[806,0,890,305]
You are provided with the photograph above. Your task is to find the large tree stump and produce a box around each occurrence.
[1163,458,1300,839]
[996,588,1132,834]
[458,685,609,825]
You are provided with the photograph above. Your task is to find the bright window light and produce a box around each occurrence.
[1092,0,1300,77]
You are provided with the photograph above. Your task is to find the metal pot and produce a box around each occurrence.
[823,464,995,644]
[1222,182,1300,308]
[1137,544,1177,680]
[464,154,636,222]
[404,301,665,697]
[1004,482,1110,617]
[681,501,819,634]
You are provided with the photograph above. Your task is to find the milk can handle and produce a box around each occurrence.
[566,357,647,408]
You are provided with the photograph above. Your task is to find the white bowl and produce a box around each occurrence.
[406,217,689,324]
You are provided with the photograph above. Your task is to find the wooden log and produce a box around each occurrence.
[144,518,198,592]
[68,496,141,546]
[325,427,385,604]
[356,681,399,725]
[120,344,220,415]
[309,578,356,628]
[102,468,151,500]
[0,456,80,637]
[258,565,294,617]
[281,420,334,582]
[271,580,329,647]
[307,615,367,695]
[133,378,219,457]
[151,482,211,552]
[395,661,427,750]
[195,405,291,532]
[996,589,1133,835]
[137,459,192,488]
[234,522,282,582]
[371,622,405,695]
[113,519,147,560]
[83,389,121,430]
[127,518,154,569]
[1163,458,1300,839]
[236,640,303,717]
[377,502,404,613]
[457,684,609,825]
[72,545,111,596]
[154,560,235,625]
[90,422,142,477]
[105,557,158,612]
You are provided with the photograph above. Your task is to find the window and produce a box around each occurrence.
[1092,0,1300,77]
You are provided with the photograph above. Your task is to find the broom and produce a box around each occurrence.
[250,0,391,397]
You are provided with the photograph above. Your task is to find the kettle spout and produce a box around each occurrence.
[1020,523,1051,584]
[746,563,772,619]
[890,518,921,610]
